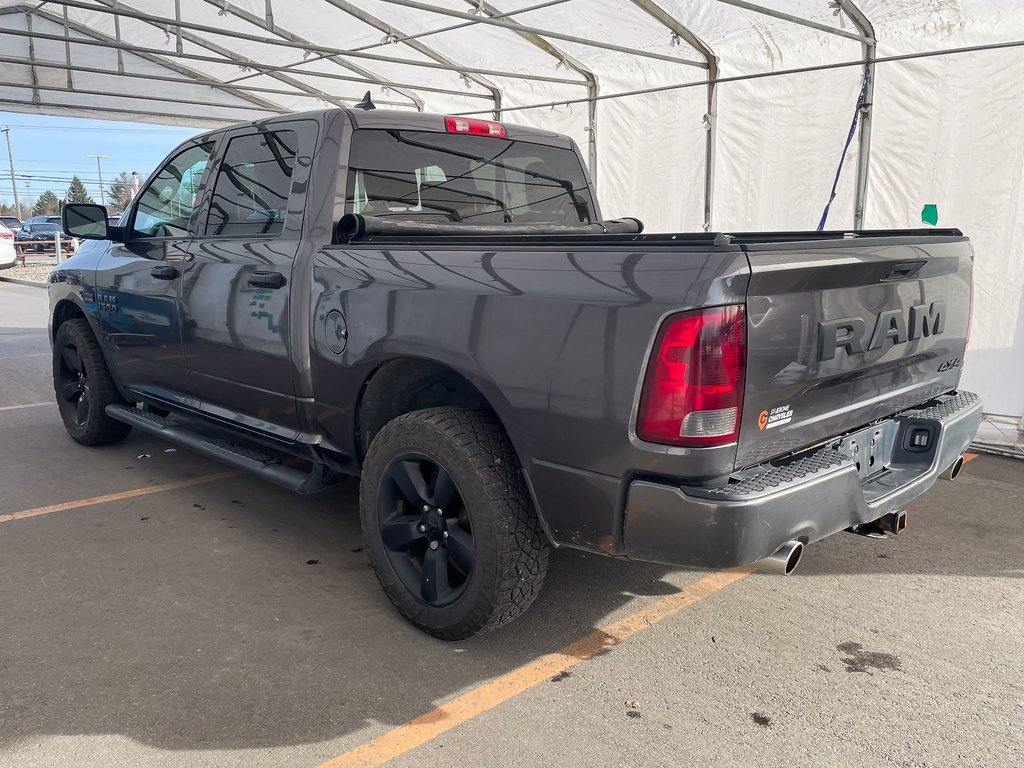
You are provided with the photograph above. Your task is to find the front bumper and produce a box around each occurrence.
[623,391,983,568]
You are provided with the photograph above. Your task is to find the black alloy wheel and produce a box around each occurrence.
[56,340,91,428]
[51,318,132,446]
[377,453,475,607]
[359,407,549,639]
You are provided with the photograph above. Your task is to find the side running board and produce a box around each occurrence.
[105,404,339,495]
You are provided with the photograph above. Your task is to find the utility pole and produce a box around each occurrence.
[87,154,108,207]
[1,127,22,218]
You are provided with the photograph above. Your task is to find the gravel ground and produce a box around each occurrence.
[0,262,55,284]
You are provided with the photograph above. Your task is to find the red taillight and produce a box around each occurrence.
[444,116,506,138]
[0,230,12,240]
[636,305,747,448]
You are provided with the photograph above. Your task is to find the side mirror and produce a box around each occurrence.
[63,203,110,240]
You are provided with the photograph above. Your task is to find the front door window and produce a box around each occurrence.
[132,143,214,238]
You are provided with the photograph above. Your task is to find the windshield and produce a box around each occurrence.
[345,129,594,226]
[33,224,60,233]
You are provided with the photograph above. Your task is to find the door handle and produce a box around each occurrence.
[248,270,286,289]
[150,264,179,280]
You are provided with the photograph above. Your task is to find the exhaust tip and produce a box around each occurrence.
[894,510,908,534]
[941,454,965,481]
[754,540,803,576]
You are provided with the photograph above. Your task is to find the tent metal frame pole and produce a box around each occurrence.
[87,0,349,108]
[33,0,583,86]
[0,53,414,108]
[714,0,870,43]
[0,96,239,126]
[375,0,709,68]
[317,0,502,119]
[223,0,574,87]
[629,0,719,231]
[466,0,599,185]
[0,79,406,113]
[62,4,73,89]
[21,8,289,114]
[842,1,876,229]
[24,13,41,105]
[204,0,424,110]
[112,0,124,74]
[5,22,489,103]
[353,0,572,54]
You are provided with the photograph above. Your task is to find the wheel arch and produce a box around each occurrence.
[50,295,131,402]
[50,297,89,341]
[354,356,554,542]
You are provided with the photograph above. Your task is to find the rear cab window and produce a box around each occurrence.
[345,129,595,226]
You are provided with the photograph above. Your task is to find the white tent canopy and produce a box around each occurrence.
[1,0,1022,451]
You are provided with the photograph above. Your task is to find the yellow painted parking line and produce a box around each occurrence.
[0,470,240,524]
[0,402,51,412]
[318,566,752,768]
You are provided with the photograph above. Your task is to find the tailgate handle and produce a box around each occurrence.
[882,261,925,281]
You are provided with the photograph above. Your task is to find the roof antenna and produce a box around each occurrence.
[354,91,376,110]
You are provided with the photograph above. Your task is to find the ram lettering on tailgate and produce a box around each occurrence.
[816,301,946,362]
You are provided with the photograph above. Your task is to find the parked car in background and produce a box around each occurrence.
[14,221,72,254]
[25,215,63,226]
[0,215,22,235]
[0,221,16,269]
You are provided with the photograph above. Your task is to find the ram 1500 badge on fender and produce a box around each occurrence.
[50,107,982,639]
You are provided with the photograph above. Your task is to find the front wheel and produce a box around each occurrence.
[360,407,549,640]
[52,318,132,446]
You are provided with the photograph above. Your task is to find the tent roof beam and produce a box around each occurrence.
[714,0,870,44]
[36,0,584,86]
[87,0,349,108]
[374,0,708,68]
[204,0,424,110]
[19,5,287,113]
[317,0,502,118]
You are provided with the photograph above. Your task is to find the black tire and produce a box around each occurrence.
[360,407,549,640]
[52,318,133,446]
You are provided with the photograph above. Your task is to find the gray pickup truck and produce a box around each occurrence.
[51,105,981,639]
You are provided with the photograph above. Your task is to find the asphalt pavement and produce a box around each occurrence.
[1,281,1021,768]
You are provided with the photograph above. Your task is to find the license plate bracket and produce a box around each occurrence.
[836,420,899,480]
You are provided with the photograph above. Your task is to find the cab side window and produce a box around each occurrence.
[204,130,298,237]
[131,142,214,238]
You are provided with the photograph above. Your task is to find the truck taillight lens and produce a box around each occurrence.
[636,305,746,447]
[444,116,506,138]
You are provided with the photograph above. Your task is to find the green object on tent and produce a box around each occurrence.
[921,204,938,226]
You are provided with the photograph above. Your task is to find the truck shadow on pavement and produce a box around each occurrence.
[1,429,1019,754]
[0,467,680,754]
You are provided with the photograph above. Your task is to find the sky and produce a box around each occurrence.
[0,111,201,209]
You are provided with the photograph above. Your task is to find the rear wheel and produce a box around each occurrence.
[52,318,132,446]
[360,407,549,640]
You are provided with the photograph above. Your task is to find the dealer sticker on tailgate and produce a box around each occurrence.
[758,404,794,430]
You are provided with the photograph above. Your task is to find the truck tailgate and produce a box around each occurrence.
[737,233,973,468]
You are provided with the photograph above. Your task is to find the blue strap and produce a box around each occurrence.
[817,71,870,231]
